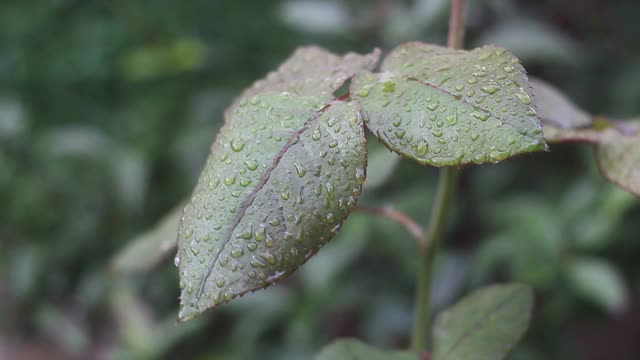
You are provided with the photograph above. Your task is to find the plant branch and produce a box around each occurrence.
[447,0,467,50]
[411,0,466,353]
[411,167,459,352]
[355,206,426,249]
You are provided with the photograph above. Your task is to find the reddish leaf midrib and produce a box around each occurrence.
[194,100,338,301]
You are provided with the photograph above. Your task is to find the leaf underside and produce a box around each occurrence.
[176,47,379,321]
[432,283,533,360]
[531,77,640,196]
[314,339,417,360]
[352,42,547,166]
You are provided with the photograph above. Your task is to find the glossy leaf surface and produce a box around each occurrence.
[352,42,547,166]
[176,47,378,321]
[433,283,533,360]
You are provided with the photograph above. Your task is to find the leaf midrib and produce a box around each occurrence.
[404,77,542,145]
[194,100,338,301]
[440,286,527,359]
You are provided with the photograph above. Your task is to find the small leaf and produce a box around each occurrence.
[566,257,629,313]
[529,78,591,130]
[596,126,640,196]
[352,42,547,166]
[433,283,533,360]
[533,78,640,195]
[176,47,379,321]
[112,205,181,273]
[314,339,417,360]
[239,46,380,101]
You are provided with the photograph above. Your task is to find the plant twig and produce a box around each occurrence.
[411,167,459,352]
[411,0,466,353]
[447,0,467,50]
[355,206,426,249]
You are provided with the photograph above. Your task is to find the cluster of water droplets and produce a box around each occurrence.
[353,43,545,166]
[177,93,367,315]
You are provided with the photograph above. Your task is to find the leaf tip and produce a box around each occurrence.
[177,303,199,323]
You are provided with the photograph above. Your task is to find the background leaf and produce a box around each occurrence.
[177,47,378,321]
[530,77,592,130]
[352,42,547,166]
[433,283,533,360]
[534,78,640,195]
[565,257,629,313]
[596,127,640,196]
[314,338,416,360]
[111,204,182,273]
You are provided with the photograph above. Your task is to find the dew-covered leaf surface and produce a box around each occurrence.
[352,42,547,166]
[176,47,377,321]
[237,46,381,102]
[314,338,417,360]
[432,283,533,360]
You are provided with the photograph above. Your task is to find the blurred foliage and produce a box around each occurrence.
[1,0,639,359]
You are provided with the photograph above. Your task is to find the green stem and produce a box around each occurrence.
[411,167,459,353]
[411,0,466,353]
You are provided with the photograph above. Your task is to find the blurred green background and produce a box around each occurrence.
[1,0,640,359]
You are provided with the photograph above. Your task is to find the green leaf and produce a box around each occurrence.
[314,339,417,360]
[596,126,640,196]
[352,42,547,166]
[111,204,182,273]
[529,77,591,130]
[433,283,533,360]
[533,78,640,195]
[566,257,629,313]
[176,47,379,321]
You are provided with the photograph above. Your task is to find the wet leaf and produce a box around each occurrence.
[238,46,380,101]
[176,47,378,321]
[314,338,417,360]
[352,42,547,166]
[433,283,533,360]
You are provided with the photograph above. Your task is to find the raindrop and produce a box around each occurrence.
[230,140,245,152]
[382,80,396,93]
[224,175,237,186]
[261,252,277,265]
[244,160,259,171]
[230,248,244,258]
[515,91,532,105]
[481,82,500,94]
[471,108,491,121]
[415,143,428,156]
[208,179,220,190]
